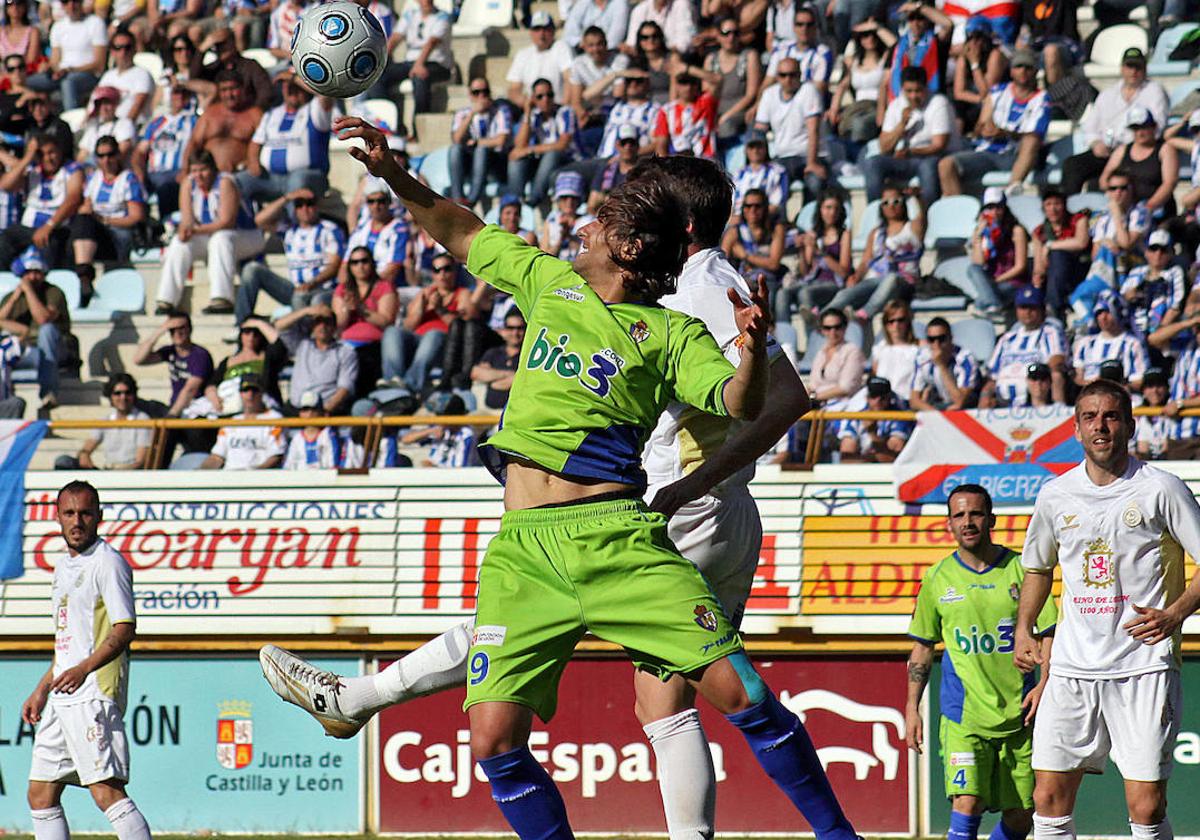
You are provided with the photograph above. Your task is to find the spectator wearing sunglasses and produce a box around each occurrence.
[25,0,106,110]
[507,76,578,206]
[837,376,912,463]
[0,0,42,73]
[380,252,471,392]
[1120,230,1185,340]
[0,133,83,269]
[0,54,36,134]
[751,57,829,201]
[70,133,146,266]
[236,187,345,328]
[449,78,511,206]
[908,316,979,410]
[345,185,410,287]
[622,0,694,55]
[131,83,195,219]
[77,85,134,164]
[761,7,832,97]
[54,373,152,470]
[95,30,152,123]
[563,0,630,52]
[132,311,214,419]
[1019,362,1061,408]
[200,372,285,470]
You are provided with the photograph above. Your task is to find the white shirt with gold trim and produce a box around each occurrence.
[50,538,136,709]
[1022,458,1200,679]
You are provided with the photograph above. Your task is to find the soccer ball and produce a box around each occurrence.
[291,0,388,98]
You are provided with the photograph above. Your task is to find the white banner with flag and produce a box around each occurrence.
[0,419,47,579]
[893,406,1083,506]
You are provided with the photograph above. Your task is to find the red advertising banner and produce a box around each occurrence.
[377,656,912,834]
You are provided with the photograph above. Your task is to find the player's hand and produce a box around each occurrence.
[1123,603,1181,645]
[50,665,89,694]
[1013,628,1042,673]
[21,687,48,725]
[731,276,769,356]
[648,472,707,520]
[334,117,399,180]
[1021,680,1045,726]
[904,706,923,753]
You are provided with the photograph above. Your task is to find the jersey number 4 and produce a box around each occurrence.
[953,769,967,788]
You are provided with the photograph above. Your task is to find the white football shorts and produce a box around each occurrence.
[29,699,130,786]
[667,488,763,629]
[1032,670,1181,781]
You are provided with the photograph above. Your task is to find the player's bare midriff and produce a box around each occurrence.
[503,458,634,510]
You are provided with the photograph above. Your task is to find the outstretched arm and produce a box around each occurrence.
[333,117,484,263]
[720,277,771,421]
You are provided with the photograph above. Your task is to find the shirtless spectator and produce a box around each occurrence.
[183,69,263,174]
[189,29,272,109]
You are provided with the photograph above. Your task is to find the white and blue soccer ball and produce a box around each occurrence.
[291,0,388,98]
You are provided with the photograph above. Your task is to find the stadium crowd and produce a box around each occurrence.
[0,0,1197,468]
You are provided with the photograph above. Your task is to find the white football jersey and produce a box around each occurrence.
[642,247,780,496]
[50,539,136,709]
[1022,459,1200,679]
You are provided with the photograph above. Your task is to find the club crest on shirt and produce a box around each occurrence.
[1083,537,1116,588]
[693,604,719,631]
[629,320,650,343]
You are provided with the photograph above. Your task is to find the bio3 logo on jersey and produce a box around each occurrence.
[953,619,1015,656]
[527,327,626,397]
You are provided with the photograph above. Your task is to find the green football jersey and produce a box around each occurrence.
[466,225,737,486]
[908,547,1057,737]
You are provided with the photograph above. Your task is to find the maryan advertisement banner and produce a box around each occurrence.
[377,656,914,834]
[0,657,361,832]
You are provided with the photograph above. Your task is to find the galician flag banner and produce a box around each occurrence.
[0,419,48,579]
[893,406,1082,506]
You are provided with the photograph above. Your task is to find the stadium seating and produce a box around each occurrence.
[1007,194,1045,233]
[47,270,82,312]
[1067,192,1108,215]
[1149,23,1196,76]
[924,196,980,252]
[1084,25,1149,78]
[951,317,998,365]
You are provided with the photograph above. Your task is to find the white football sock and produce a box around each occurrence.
[1034,813,1076,840]
[338,619,474,717]
[643,708,716,840]
[104,799,151,840]
[1130,819,1173,840]
[31,806,69,840]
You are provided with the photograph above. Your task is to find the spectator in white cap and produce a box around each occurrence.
[1100,106,1179,219]
[283,390,350,470]
[1072,288,1149,389]
[864,65,957,205]
[563,0,630,52]
[586,122,640,213]
[1165,109,1200,257]
[960,186,1029,317]
[1062,47,1167,195]
[365,0,453,117]
[938,47,1049,196]
[448,78,512,206]
[507,12,575,109]
[507,76,579,206]
[0,252,71,415]
[539,170,593,260]
[1121,229,1185,339]
[77,86,135,164]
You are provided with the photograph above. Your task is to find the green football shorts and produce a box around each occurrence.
[463,498,743,722]
[940,716,1034,811]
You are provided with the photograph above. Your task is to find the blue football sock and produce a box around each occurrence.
[990,818,1028,840]
[725,694,857,840]
[949,811,983,840]
[478,747,574,840]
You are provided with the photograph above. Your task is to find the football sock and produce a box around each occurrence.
[948,811,982,840]
[643,709,716,840]
[339,619,474,717]
[725,693,856,840]
[478,747,574,840]
[991,818,1029,840]
[31,806,69,840]
[104,799,151,840]
[1130,819,1173,840]
[1033,813,1076,840]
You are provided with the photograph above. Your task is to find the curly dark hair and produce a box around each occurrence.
[596,178,688,302]
[626,156,732,249]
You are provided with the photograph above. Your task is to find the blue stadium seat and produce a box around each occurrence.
[47,269,81,311]
[1149,24,1195,76]
[797,321,867,373]
[925,196,980,251]
[1067,192,1107,215]
[951,317,998,365]
[418,146,452,195]
[1041,134,1081,185]
[724,143,746,174]
[1007,194,1044,233]
[0,272,18,299]
[1170,78,1200,109]
[170,451,209,470]
[93,269,146,314]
